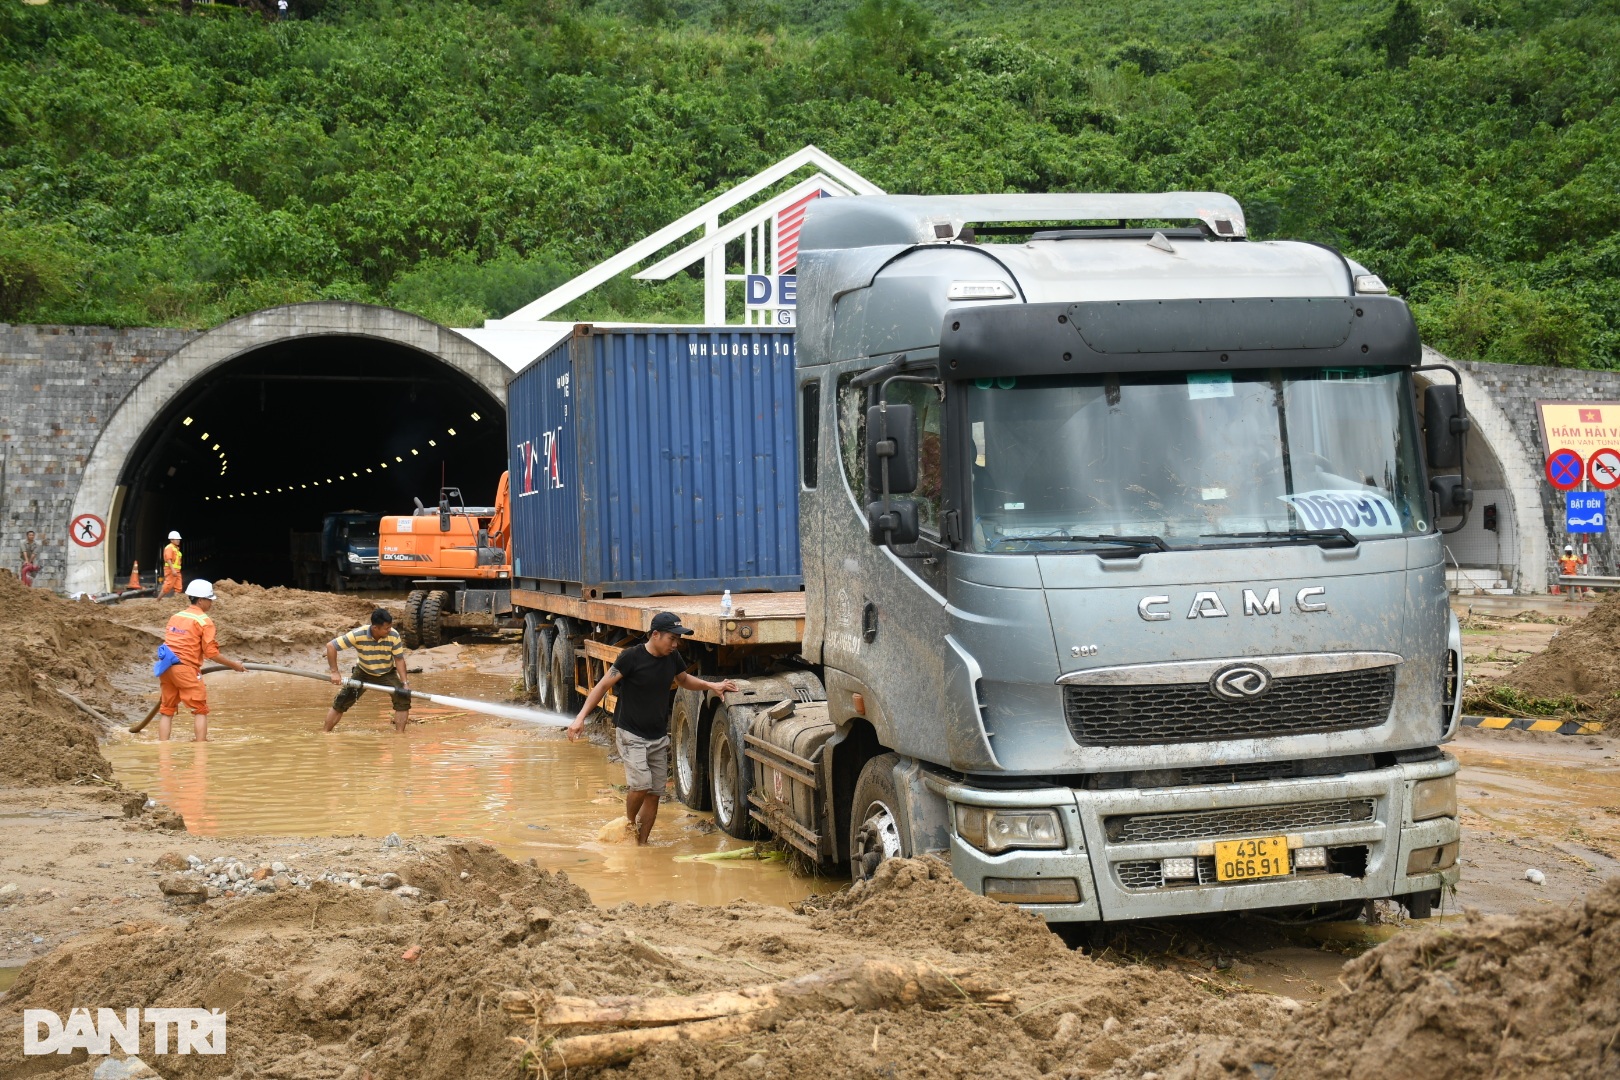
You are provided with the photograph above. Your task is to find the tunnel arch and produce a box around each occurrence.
[1417,346,1546,594]
[66,303,511,595]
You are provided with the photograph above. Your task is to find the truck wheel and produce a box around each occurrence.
[326,566,346,593]
[401,590,428,649]
[709,708,758,839]
[419,591,448,648]
[850,753,908,882]
[524,614,554,703]
[671,689,711,810]
[549,632,582,713]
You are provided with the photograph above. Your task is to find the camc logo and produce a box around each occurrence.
[23,1009,226,1056]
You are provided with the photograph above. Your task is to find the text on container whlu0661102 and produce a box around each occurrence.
[23,1008,226,1055]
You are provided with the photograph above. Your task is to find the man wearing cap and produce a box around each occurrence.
[324,608,412,733]
[158,579,248,742]
[569,612,738,844]
[158,531,184,599]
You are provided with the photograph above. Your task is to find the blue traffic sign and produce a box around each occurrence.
[1566,492,1606,533]
[1547,449,1585,490]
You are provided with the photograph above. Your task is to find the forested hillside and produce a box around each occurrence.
[1,0,1616,367]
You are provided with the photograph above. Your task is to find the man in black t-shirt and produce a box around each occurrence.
[568,612,738,844]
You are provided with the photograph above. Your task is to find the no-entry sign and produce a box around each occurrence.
[69,513,106,547]
[1546,449,1584,490]
[1588,447,1620,490]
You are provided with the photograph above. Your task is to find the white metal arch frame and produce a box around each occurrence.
[64,302,509,595]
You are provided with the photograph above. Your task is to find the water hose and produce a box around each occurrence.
[237,662,573,728]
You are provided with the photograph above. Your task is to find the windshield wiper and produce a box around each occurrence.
[997,532,1170,556]
[1201,529,1359,549]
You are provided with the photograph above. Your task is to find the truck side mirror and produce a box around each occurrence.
[865,404,919,498]
[866,498,921,546]
[1430,475,1473,516]
[1423,385,1469,470]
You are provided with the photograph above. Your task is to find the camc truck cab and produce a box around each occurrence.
[792,192,1469,921]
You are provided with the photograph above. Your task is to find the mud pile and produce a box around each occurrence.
[102,580,377,662]
[1477,591,1620,721]
[0,572,152,784]
[0,852,1292,1079]
[1104,878,1620,1080]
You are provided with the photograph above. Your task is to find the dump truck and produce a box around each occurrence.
[377,481,517,646]
[290,511,386,592]
[507,191,1470,924]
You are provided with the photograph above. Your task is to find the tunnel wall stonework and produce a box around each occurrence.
[2,304,509,595]
[1,324,199,592]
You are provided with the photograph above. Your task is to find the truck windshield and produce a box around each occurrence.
[965,367,1428,552]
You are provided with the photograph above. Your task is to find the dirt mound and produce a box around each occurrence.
[0,572,153,785]
[1477,591,1620,723]
[101,579,378,662]
[1103,878,1620,1080]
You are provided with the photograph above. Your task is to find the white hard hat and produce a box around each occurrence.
[1565,545,1575,553]
[184,579,215,600]
[168,530,182,540]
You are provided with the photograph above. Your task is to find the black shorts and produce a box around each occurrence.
[332,665,412,713]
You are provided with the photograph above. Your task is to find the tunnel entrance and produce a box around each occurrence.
[116,336,506,590]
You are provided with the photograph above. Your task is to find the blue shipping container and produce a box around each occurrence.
[507,326,802,598]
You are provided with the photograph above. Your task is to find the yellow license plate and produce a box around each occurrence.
[1214,836,1291,882]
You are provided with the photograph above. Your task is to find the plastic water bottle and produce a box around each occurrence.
[720,589,733,617]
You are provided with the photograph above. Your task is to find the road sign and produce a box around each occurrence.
[68,513,106,547]
[1566,492,1606,533]
[1546,448,1585,490]
[1588,447,1620,490]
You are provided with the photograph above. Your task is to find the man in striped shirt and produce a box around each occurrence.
[323,608,411,733]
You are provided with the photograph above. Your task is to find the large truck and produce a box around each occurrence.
[507,192,1470,924]
[290,511,386,592]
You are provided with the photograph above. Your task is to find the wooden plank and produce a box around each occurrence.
[584,639,626,664]
[512,588,805,647]
[742,733,819,776]
[744,748,818,791]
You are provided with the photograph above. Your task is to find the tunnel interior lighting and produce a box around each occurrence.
[448,427,457,436]
[200,432,209,441]
[410,449,419,456]
[366,468,373,474]
[183,417,193,426]
[428,439,436,447]
[212,444,220,451]
[471,411,481,421]
[380,462,388,469]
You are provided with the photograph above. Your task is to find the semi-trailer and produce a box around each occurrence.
[505,191,1470,923]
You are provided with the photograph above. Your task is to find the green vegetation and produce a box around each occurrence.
[2,0,1617,367]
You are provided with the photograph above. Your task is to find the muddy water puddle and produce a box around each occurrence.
[106,672,839,910]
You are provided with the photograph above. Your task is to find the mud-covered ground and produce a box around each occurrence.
[1,574,1617,1079]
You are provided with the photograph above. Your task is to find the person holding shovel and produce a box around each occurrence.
[155,579,248,742]
[324,608,411,733]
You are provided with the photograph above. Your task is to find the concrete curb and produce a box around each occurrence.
[1461,714,1604,736]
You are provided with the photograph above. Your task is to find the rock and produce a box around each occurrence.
[158,876,207,903]
[360,875,382,887]
[459,871,470,881]
[742,1052,767,1071]
[525,906,553,934]
[186,855,204,868]
[1102,1016,1121,1034]
[273,875,292,890]
[255,880,276,893]
[401,945,422,961]
[251,867,271,882]
[149,808,186,831]
[383,833,402,848]
[0,882,17,898]
[1525,867,1546,884]
[271,861,288,873]
[1054,1013,1082,1043]
[393,885,423,899]
[378,872,403,889]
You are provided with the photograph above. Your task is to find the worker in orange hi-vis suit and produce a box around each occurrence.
[158,579,246,742]
[158,530,184,599]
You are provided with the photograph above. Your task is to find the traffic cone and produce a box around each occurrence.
[127,562,141,590]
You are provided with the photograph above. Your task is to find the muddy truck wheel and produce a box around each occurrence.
[549,630,582,714]
[524,613,554,703]
[418,590,449,648]
[400,590,428,649]
[850,753,908,882]
[708,706,758,839]
[671,688,710,810]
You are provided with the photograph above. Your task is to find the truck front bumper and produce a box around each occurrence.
[925,753,1460,923]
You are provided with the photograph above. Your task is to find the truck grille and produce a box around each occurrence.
[1115,845,1370,890]
[1064,666,1396,746]
[1103,798,1376,844]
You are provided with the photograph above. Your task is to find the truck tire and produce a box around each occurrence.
[400,590,428,649]
[671,689,710,810]
[850,752,909,882]
[326,566,346,593]
[524,613,554,703]
[418,591,449,649]
[549,632,582,714]
[709,707,758,839]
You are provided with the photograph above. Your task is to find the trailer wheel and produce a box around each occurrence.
[709,708,758,839]
[549,632,582,713]
[419,590,449,649]
[401,590,428,649]
[524,614,554,704]
[850,753,908,882]
[671,689,710,810]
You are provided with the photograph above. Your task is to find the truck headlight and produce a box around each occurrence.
[348,552,364,564]
[1411,776,1457,821]
[955,806,1065,854]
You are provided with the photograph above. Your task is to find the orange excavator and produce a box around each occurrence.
[378,472,516,647]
